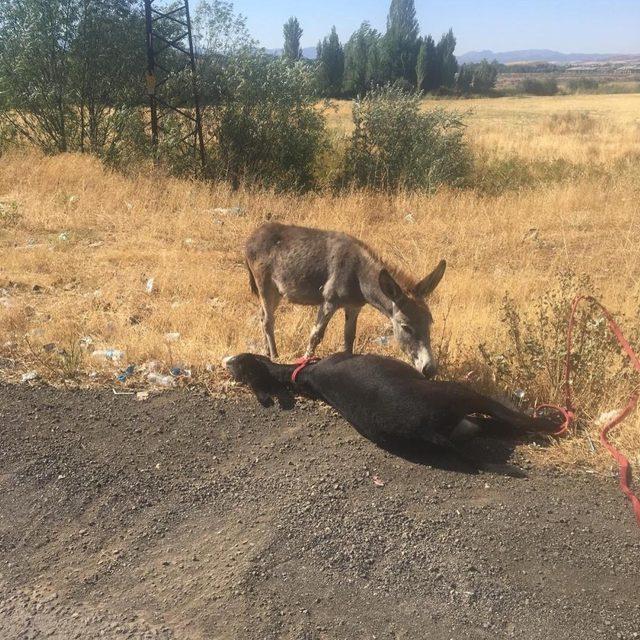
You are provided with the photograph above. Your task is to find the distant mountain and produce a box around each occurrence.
[457,49,640,64]
[265,47,317,60]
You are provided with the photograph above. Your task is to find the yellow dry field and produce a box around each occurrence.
[1,93,640,469]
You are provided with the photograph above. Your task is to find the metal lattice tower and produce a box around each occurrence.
[143,0,206,173]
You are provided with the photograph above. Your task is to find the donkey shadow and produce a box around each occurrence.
[377,436,521,476]
[347,419,535,478]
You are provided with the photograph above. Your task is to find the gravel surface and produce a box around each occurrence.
[1,383,639,639]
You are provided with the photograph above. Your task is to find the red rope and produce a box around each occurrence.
[291,356,320,383]
[537,295,640,526]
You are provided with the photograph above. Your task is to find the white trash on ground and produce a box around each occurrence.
[147,372,176,387]
[91,349,124,361]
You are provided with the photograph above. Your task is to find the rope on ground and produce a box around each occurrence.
[536,295,640,527]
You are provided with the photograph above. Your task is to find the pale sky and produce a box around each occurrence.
[221,0,640,54]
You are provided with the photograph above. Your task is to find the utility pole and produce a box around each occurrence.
[143,0,206,174]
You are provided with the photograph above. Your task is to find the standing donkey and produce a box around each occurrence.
[244,222,446,377]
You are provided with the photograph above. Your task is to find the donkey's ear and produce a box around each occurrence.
[413,259,446,298]
[379,269,403,302]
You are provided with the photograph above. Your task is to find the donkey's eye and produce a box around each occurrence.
[401,324,414,336]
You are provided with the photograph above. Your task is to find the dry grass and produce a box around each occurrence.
[329,93,640,164]
[2,93,640,470]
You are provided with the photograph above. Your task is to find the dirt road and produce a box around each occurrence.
[0,383,638,639]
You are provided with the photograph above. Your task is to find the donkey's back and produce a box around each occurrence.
[245,222,366,306]
[244,222,445,375]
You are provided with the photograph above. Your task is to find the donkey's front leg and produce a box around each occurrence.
[305,302,338,357]
[343,305,362,354]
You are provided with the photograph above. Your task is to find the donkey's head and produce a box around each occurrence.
[223,353,296,409]
[378,259,446,377]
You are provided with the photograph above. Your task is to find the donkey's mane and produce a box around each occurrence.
[356,238,421,295]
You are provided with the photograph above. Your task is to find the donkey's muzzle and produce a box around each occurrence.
[421,362,437,378]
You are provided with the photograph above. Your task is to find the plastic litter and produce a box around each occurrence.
[596,409,620,427]
[144,360,162,373]
[91,349,124,361]
[404,213,415,224]
[372,475,385,487]
[164,332,180,342]
[21,371,38,382]
[58,232,69,241]
[145,277,155,294]
[374,335,390,346]
[147,372,176,387]
[117,364,135,382]
[170,366,191,378]
[136,391,150,401]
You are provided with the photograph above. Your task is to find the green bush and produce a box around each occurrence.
[517,77,559,96]
[208,52,327,190]
[566,78,599,94]
[479,272,639,420]
[0,119,19,155]
[472,155,597,195]
[343,84,470,191]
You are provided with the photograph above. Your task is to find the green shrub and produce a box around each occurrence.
[479,272,639,420]
[342,84,470,191]
[208,52,327,191]
[101,107,152,171]
[472,155,597,195]
[566,78,599,94]
[0,119,19,155]
[517,77,559,96]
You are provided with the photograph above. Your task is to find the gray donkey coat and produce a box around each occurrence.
[244,222,446,376]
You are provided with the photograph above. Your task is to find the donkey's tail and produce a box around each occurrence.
[246,261,259,296]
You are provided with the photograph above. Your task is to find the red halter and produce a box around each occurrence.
[291,356,320,383]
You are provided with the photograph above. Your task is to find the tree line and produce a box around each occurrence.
[282,0,500,97]
[0,0,491,191]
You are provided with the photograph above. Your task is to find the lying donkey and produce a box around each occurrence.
[223,352,558,476]
[245,223,446,376]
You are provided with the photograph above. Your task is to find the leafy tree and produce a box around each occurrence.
[72,0,144,154]
[194,0,255,106]
[471,59,499,93]
[316,26,344,98]
[456,63,473,94]
[415,34,439,92]
[382,0,419,85]
[209,51,326,190]
[0,0,79,152]
[194,0,253,55]
[436,28,458,88]
[0,0,144,154]
[343,22,382,96]
[282,16,302,62]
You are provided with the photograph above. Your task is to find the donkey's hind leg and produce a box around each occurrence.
[256,279,281,359]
